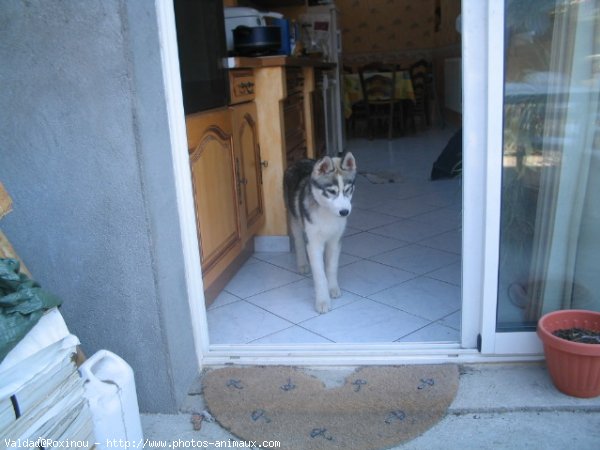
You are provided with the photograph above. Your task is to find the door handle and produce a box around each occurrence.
[235,158,245,205]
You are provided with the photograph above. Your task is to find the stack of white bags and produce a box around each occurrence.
[0,308,143,450]
[0,309,94,448]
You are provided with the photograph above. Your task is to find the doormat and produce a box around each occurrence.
[202,365,458,450]
[360,171,403,184]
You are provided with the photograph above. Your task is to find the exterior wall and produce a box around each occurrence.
[0,0,198,413]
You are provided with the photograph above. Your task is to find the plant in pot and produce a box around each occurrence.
[537,309,600,398]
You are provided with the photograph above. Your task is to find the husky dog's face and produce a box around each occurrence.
[310,152,357,217]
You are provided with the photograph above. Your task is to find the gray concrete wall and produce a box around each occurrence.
[0,0,198,413]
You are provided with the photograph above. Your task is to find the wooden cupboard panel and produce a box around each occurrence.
[229,69,255,105]
[190,133,240,272]
[187,109,242,276]
[312,70,326,158]
[186,106,265,305]
[231,102,264,238]
[285,67,304,95]
[284,95,305,122]
[253,66,287,236]
[286,142,307,166]
[284,92,307,164]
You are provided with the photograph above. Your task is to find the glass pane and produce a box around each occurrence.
[498,0,600,331]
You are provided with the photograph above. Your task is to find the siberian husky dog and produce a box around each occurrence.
[284,152,357,313]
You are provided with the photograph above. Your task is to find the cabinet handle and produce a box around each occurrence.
[260,160,269,168]
[235,158,243,205]
[239,82,254,94]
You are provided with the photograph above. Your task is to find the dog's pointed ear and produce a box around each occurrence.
[341,152,356,172]
[314,156,334,175]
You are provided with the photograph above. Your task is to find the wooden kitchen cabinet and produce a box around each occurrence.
[186,106,263,305]
[284,68,308,165]
[230,101,265,241]
[221,58,332,237]
[312,69,327,159]
[186,57,335,302]
[283,92,307,166]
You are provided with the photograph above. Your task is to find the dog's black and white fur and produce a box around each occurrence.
[284,153,357,313]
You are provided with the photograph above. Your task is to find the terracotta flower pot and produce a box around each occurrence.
[537,309,600,398]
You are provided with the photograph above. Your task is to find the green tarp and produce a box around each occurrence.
[0,258,62,362]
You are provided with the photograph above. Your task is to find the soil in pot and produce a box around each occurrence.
[553,328,600,344]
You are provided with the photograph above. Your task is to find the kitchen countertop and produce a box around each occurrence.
[223,55,336,70]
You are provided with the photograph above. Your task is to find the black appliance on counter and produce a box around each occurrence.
[174,0,229,114]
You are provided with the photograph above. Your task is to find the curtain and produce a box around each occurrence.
[525,0,600,319]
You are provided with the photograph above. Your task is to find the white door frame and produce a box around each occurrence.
[156,0,541,368]
[155,0,210,365]
[460,0,490,351]
[474,0,543,356]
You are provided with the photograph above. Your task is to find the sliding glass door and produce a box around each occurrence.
[483,0,599,354]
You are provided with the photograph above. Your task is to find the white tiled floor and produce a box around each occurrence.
[208,127,462,345]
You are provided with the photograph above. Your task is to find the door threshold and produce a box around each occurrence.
[202,342,543,366]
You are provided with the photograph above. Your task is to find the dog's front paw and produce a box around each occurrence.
[316,298,331,314]
[329,286,342,298]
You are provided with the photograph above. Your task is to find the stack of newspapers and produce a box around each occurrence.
[0,309,95,449]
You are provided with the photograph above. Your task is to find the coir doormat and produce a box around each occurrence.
[202,365,459,450]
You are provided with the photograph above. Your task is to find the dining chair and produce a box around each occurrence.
[407,59,431,132]
[358,62,402,140]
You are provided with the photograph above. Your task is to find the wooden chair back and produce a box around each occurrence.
[357,62,400,139]
[408,59,431,129]
[359,62,397,103]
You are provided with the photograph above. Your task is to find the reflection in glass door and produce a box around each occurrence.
[497,0,599,332]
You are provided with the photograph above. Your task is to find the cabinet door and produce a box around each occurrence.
[312,74,326,159]
[283,92,307,165]
[231,102,265,239]
[187,110,242,277]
